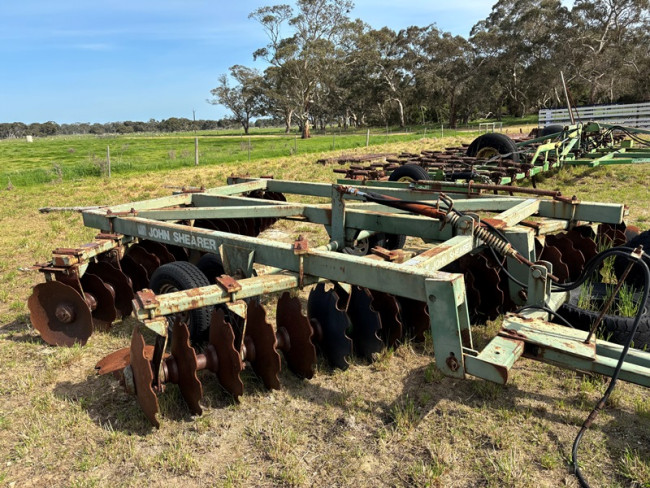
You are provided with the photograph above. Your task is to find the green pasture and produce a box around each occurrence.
[0,125,486,187]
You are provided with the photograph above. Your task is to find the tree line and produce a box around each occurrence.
[0,118,252,140]
[210,0,650,138]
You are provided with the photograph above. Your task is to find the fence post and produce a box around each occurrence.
[294,136,297,154]
[194,137,199,166]
[107,145,111,178]
[366,129,370,147]
[441,124,444,138]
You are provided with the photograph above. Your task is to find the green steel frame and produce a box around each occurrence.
[71,177,650,387]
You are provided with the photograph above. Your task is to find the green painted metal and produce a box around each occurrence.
[426,276,470,379]
[503,226,536,306]
[464,335,524,384]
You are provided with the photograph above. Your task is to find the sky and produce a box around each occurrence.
[0,1,497,124]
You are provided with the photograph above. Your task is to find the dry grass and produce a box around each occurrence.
[1,135,649,487]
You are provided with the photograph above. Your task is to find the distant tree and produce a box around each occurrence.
[159,117,192,132]
[89,123,106,135]
[250,0,354,138]
[567,0,650,104]
[209,65,264,134]
[470,0,571,117]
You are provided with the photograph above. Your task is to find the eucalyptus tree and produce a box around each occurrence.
[209,65,265,135]
[250,0,354,138]
[470,0,571,117]
[567,0,650,104]
[401,25,477,127]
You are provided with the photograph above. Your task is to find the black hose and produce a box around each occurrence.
[569,249,650,488]
[551,246,638,292]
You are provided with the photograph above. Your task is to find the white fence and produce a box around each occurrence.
[538,102,650,128]
[478,122,502,133]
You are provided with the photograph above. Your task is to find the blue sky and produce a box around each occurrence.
[0,1,495,124]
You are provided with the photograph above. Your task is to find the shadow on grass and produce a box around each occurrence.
[0,314,44,345]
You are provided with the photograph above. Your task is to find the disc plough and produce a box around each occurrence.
[27,177,650,427]
[333,121,650,186]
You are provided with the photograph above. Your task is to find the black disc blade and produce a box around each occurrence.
[307,283,352,370]
[347,286,383,361]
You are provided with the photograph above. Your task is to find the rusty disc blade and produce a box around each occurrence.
[265,191,286,202]
[246,300,281,390]
[276,292,316,379]
[307,283,352,370]
[96,345,156,376]
[209,309,244,401]
[170,321,203,416]
[565,229,598,263]
[209,219,229,233]
[127,244,161,278]
[369,290,403,348]
[236,218,256,237]
[28,281,93,347]
[226,219,242,235]
[195,219,218,230]
[347,286,383,361]
[130,327,160,428]
[471,253,505,320]
[463,270,481,319]
[80,273,117,331]
[546,234,585,281]
[87,261,134,319]
[139,240,176,265]
[120,254,149,292]
[538,244,570,283]
[397,297,429,342]
[624,224,640,242]
[598,223,627,247]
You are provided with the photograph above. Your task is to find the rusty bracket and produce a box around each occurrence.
[216,275,242,295]
[481,218,508,230]
[293,236,309,289]
[105,208,138,217]
[53,246,94,257]
[293,235,309,254]
[135,289,160,311]
[370,246,404,262]
[553,194,579,204]
[95,232,124,242]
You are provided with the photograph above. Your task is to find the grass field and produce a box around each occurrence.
[0,126,482,188]
[0,133,649,487]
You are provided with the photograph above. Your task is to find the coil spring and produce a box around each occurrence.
[447,212,513,256]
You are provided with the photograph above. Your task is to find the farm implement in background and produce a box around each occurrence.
[333,121,650,186]
[26,177,650,485]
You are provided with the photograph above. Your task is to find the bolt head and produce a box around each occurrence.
[55,304,75,323]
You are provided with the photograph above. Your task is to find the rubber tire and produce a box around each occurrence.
[556,283,650,349]
[342,233,386,256]
[466,133,520,163]
[540,124,564,137]
[614,230,650,288]
[388,164,430,182]
[196,253,225,284]
[149,261,212,344]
